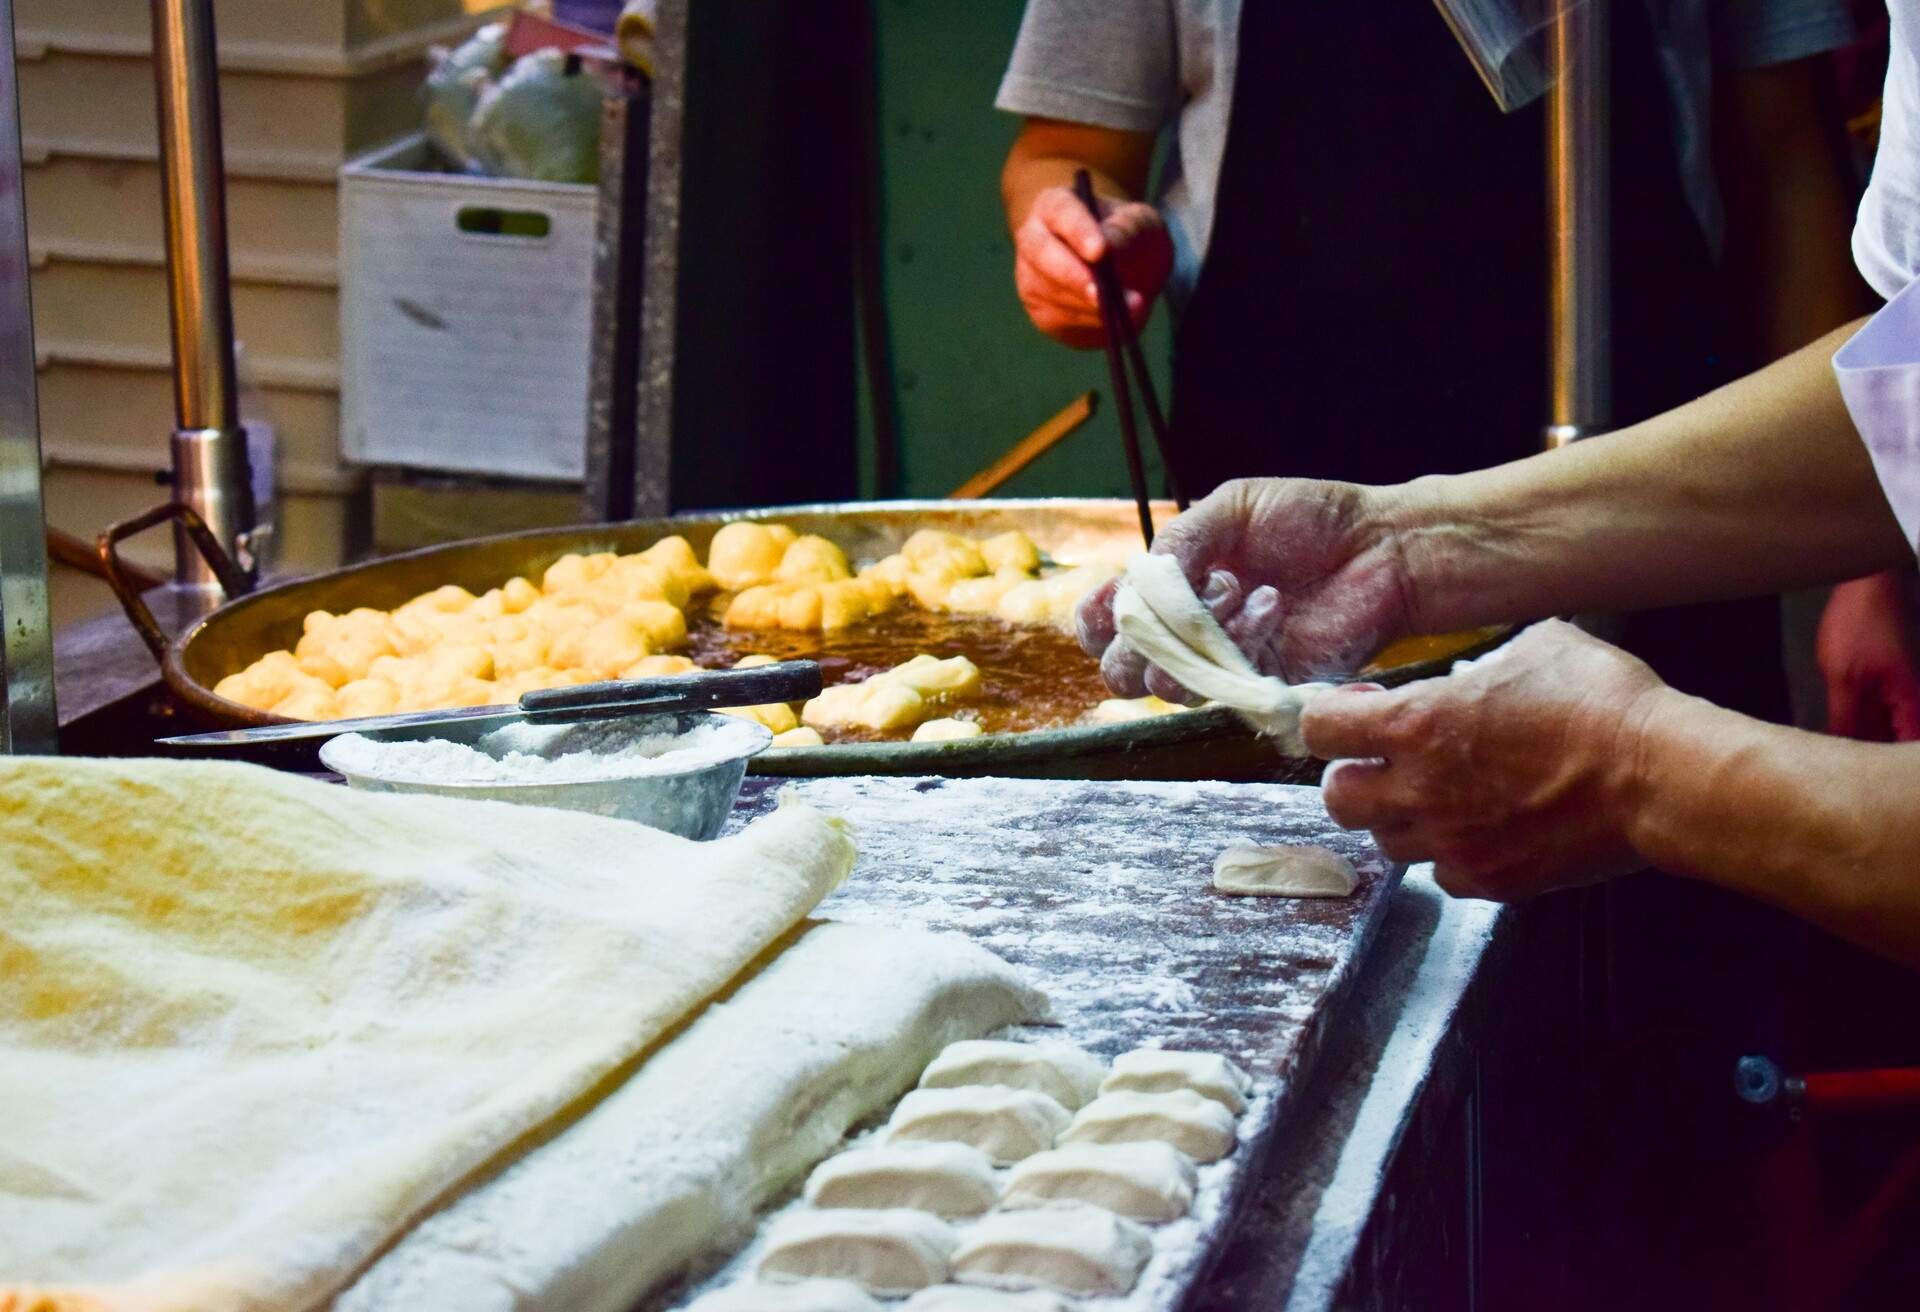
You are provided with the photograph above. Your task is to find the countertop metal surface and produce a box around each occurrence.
[724,776,1503,1310]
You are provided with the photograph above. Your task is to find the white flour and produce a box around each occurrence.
[325,717,761,786]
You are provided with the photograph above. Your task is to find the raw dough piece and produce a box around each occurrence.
[773,727,827,748]
[1001,1142,1197,1222]
[902,1286,1070,1312]
[757,1209,959,1296]
[804,1142,999,1217]
[917,1039,1106,1111]
[912,718,982,743]
[2,758,854,1312]
[1060,1089,1239,1163]
[994,564,1117,630]
[1101,1049,1252,1114]
[1085,695,1188,725]
[1212,843,1358,899]
[1112,552,1331,754]
[887,1087,1069,1164]
[342,922,1043,1312]
[775,535,855,585]
[951,1203,1151,1296]
[689,1280,883,1312]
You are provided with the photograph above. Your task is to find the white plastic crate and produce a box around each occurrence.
[339,135,596,481]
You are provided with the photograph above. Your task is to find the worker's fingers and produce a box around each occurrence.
[1143,662,1200,706]
[1298,682,1398,760]
[1824,670,1870,740]
[1016,219,1101,303]
[1890,670,1920,743]
[1221,585,1283,670]
[1099,200,1163,252]
[1201,570,1246,627]
[1100,636,1152,699]
[1033,186,1108,263]
[1076,577,1120,657]
[1318,755,1394,830]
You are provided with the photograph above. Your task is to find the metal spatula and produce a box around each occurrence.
[160,659,822,749]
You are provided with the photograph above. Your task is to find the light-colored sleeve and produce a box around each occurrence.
[994,0,1180,133]
[1834,280,1920,559]
[1711,0,1857,69]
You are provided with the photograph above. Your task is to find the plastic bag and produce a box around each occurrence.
[423,21,508,171]
[1431,0,1592,112]
[468,49,606,185]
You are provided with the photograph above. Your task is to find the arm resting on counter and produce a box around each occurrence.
[1390,319,1912,634]
[1629,688,1920,967]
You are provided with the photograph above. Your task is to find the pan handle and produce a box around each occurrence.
[95,501,251,663]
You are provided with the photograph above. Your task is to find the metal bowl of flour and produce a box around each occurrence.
[318,710,771,840]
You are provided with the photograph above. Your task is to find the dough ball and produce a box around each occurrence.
[708,522,798,592]
[270,674,339,722]
[619,654,698,679]
[499,576,541,612]
[591,557,689,612]
[886,1086,1069,1165]
[541,552,617,595]
[777,535,854,585]
[940,572,1029,616]
[888,655,981,699]
[859,552,913,592]
[917,1040,1105,1111]
[901,1288,1070,1312]
[414,583,479,613]
[1212,843,1358,898]
[804,680,926,733]
[1101,1048,1252,1114]
[950,1202,1151,1296]
[803,1142,998,1217]
[979,531,1041,576]
[757,1208,958,1296]
[1060,1089,1238,1163]
[911,718,982,744]
[1001,1141,1196,1223]
[633,534,717,595]
[771,725,825,747]
[994,564,1116,630]
[491,630,554,678]
[688,1281,883,1312]
[1085,696,1188,725]
[215,650,304,710]
[334,677,400,719]
[724,702,802,734]
[902,529,986,578]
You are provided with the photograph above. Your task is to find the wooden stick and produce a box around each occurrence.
[948,391,1100,499]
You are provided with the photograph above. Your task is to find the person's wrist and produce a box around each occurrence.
[1368,474,1463,636]
[1617,684,1707,875]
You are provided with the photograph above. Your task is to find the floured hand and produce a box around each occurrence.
[1076,478,1414,700]
[1300,620,1666,900]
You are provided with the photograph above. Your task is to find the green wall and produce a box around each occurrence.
[861,0,1173,500]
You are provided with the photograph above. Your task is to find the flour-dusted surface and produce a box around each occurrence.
[703,775,1401,1312]
[324,716,761,785]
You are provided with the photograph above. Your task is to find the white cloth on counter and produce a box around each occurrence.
[1835,275,1920,559]
[0,757,853,1312]
[1111,552,1330,755]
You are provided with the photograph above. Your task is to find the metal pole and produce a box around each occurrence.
[1544,0,1610,449]
[150,0,255,595]
[0,0,57,752]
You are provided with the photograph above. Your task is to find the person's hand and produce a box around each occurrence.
[1076,478,1416,701]
[1014,186,1172,349]
[1301,619,1669,900]
[1816,570,1920,742]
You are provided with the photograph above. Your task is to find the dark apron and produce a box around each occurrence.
[1168,7,1802,1302]
[1170,0,1786,722]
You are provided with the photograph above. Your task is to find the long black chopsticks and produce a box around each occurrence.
[1071,168,1188,546]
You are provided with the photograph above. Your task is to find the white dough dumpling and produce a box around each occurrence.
[1060,1089,1238,1163]
[1211,843,1359,898]
[757,1208,958,1296]
[1001,1141,1197,1222]
[911,718,983,743]
[887,1086,1069,1165]
[688,1280,884,1312]
[1101,1049,1252,1114]
[951,1202,1151,1296]
[804,1142,999,1218]
[901,1287,1071,1312]
[917,1040,1106,1111]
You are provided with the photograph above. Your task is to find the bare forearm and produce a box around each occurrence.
[1000,120,1152,239]
[1387,319,1908,631]
[1626,689,1920,966]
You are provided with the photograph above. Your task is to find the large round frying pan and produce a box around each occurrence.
[100,499,1506,781]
